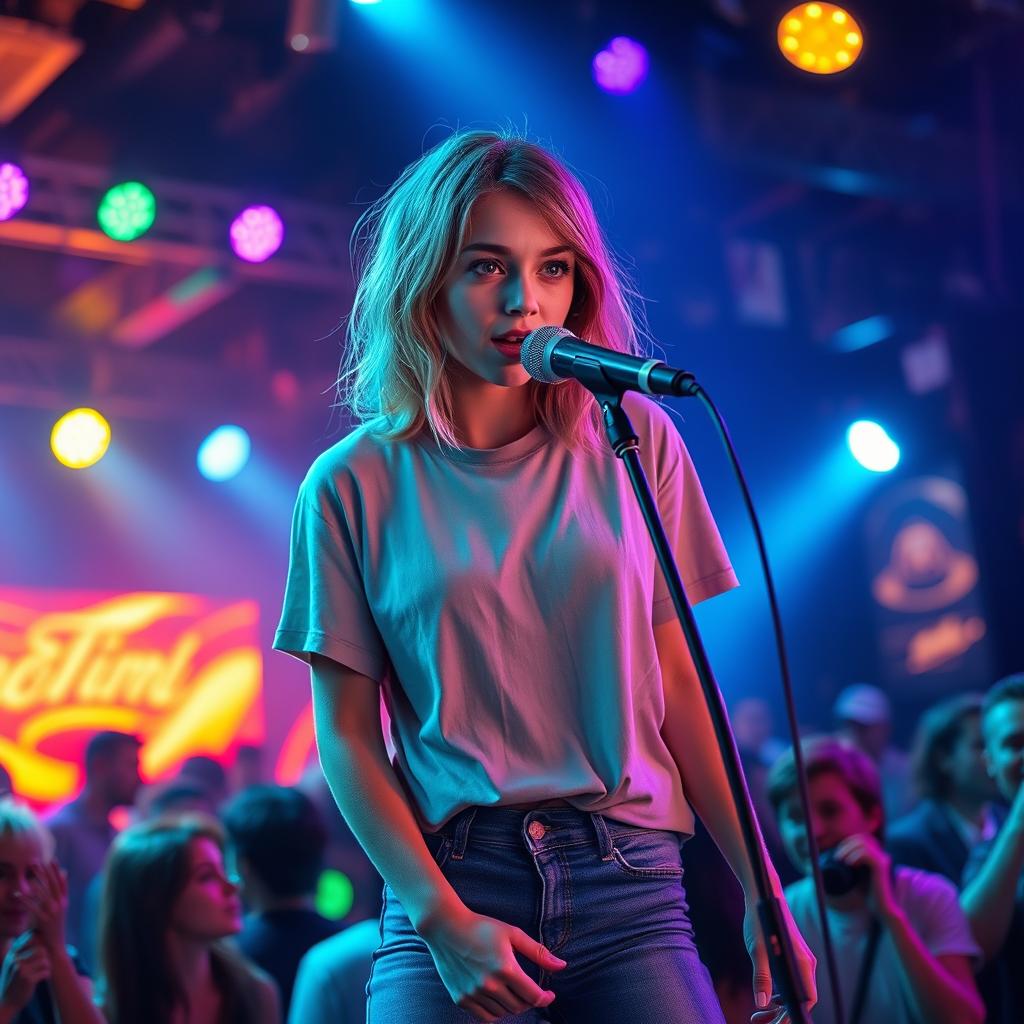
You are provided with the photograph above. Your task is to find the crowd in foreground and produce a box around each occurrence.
[1,673,1023,1023]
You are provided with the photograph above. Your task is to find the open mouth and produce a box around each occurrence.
[491,339,524,361]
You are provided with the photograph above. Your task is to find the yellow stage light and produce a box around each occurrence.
[778,3,863,74]
[51,408,111,469]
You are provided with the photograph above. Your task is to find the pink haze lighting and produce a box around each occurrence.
[0,163,29,221]
[230,205,284,263]
[593,37,649,95]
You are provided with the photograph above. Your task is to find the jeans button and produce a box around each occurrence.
[528,820,546,840]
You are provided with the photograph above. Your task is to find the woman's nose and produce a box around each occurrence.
[504,274,539,317]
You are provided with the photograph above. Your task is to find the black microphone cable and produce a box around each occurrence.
[691,383,845,1024]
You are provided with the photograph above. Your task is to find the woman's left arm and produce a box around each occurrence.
[653,616,817,1015]
[25,861,104,1024]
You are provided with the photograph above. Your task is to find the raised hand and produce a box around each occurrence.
[833,832,897,921]
[418,906,566,1022]
[22,860,67,955]
[0,932,51,1014]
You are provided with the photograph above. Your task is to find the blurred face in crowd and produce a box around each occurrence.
[99,744,142,807]
[732,698,774,751]
[0,832,45,941]
[169,838,242,942]
[944,712,997,805]
[776,771,883,876]
[983,699,1024,803]
[840,720,890,761]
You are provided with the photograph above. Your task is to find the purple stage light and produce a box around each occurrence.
[230,205,284,263]
[0,163,29,222]
[592,37,649,95]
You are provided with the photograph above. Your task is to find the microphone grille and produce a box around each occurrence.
[520,326,574,383]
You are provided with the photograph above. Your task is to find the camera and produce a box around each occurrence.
[818,848,870,897]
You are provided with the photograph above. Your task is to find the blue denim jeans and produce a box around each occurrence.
[366,806,726,1023]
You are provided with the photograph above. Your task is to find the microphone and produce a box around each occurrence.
[520,326,697,397]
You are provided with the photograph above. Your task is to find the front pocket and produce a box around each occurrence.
[609,829,684,878]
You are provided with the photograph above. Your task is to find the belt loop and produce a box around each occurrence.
[590,812,614,861]
[451,807,477,860]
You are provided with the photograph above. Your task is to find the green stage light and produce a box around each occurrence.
[98,181,156,241]
[315,869,355,920]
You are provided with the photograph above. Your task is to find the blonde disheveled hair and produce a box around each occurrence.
[0,798,55,861]
[340,129,649,452]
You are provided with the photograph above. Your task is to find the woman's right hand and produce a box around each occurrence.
[0,932,51,1013]
[417,904,567,1022]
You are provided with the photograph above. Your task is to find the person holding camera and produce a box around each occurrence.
[764,736,983,1024]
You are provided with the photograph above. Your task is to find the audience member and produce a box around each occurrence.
[962,673,1024,1024]
[0,799,103,1024]
[97,814,278,1024]
[765,736,983,1024]
[287,919,379,1024]
[229,747,265,795]
[888,694,996,884]
[77,779,218,974]
[176,757,229,812]
[222,786,337,1016]
[0,765,13,801]
[46,732,141,952]
[834,683,914,820]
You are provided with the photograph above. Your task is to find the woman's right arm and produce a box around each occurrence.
[309,655,565,1022]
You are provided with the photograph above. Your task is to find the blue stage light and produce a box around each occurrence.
[846,420,900,472]
[198,426,251,482]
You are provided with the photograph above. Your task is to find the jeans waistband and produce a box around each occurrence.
[441,805,615,861]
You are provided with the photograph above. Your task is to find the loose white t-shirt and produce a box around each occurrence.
[785,867,981,1024]
[274,394,738,832]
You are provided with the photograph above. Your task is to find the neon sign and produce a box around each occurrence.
[0,588,263,806]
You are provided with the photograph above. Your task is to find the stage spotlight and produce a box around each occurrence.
[230,205,284,263]
[847,420,900,472]
[198,425,251,482]
[51,408,111,469]
[98,182,156,241]
[778,3,863,75]
[593,37,649,95]
[0,163,29,221]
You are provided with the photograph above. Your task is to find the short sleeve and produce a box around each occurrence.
[273,470,387,682]
[901,869,982,962]
[648,408,738,623]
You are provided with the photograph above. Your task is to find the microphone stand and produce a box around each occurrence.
[577,363,810,1024]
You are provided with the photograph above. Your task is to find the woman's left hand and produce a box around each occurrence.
[23,861,68,954]
[743,895,817,1023]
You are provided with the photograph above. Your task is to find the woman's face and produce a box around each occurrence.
[0,832,44,940]
[437,189,576,388]
[169,838,242,942]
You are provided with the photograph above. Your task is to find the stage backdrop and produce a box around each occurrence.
[0,586,264,806]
